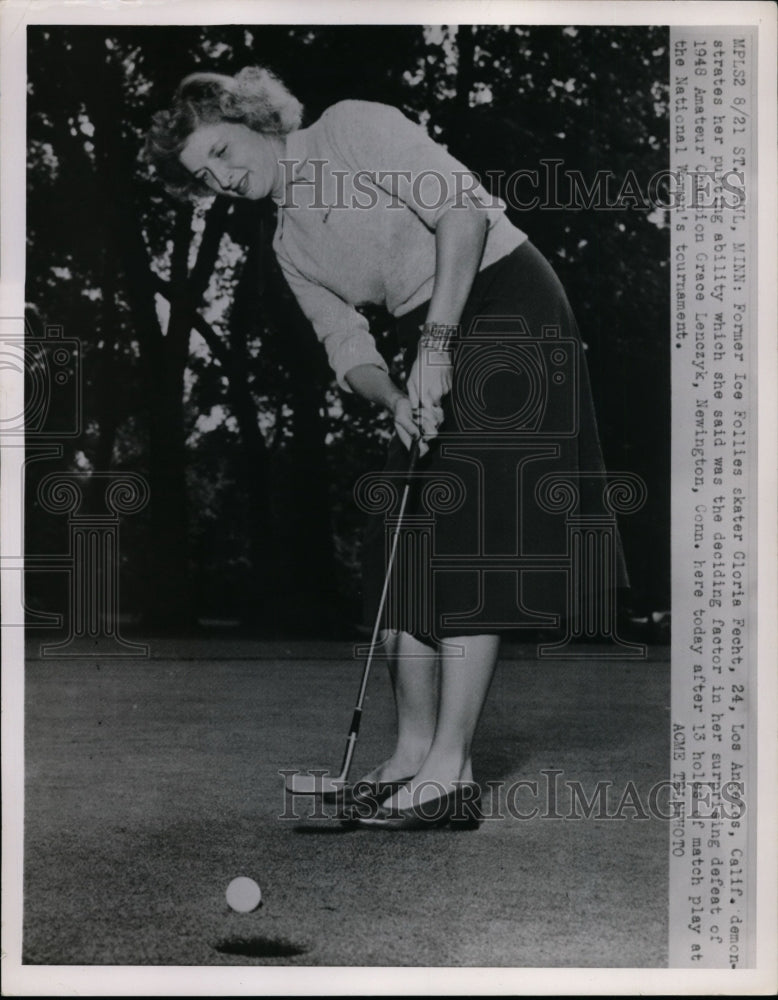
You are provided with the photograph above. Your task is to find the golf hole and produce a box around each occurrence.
[214,936,307,959]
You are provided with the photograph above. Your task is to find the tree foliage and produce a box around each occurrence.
[25,24,670,632]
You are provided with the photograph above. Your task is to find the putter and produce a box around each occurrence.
[285,435,421,796]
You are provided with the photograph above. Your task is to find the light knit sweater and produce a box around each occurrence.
[272,100,527,389]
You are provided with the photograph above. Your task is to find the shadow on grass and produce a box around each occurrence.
[290,823,355,835]
[214,936,308,959]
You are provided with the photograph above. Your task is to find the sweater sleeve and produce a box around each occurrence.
[320,99,502,230]
[277,253,388,392]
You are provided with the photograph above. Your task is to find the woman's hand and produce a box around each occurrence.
[342,361,446,456]
[344,363,433,455]
[407,351,452,449]
[392,394,437,457]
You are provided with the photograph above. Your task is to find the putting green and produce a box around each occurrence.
[22,639,669,966]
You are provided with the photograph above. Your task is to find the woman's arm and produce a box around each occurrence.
[347,204,488,455]
[344,363,404,411]
[407,203,489,442]
[424,202,488,328]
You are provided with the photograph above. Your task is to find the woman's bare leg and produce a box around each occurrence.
[381,633,501,807]
[356,630,438,783]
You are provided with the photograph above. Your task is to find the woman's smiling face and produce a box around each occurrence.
[179,121,280,200]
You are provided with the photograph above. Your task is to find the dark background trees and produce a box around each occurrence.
[25,23,670,636]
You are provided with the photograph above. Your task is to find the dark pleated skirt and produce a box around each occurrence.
[360,240,629,644]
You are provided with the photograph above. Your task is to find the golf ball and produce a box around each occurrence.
[226,876,262,913]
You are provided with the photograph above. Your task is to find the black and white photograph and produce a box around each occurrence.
[1,0,775,995]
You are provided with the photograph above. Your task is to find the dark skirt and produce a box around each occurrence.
[359,239,630,645]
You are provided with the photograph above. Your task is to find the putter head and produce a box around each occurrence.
[284,770,349,797]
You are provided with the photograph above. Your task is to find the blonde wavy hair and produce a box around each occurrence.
[143,66,304,201]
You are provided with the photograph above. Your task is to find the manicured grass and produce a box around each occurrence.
[23,639,669,966]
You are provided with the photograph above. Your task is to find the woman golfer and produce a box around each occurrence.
[145,67,623,830]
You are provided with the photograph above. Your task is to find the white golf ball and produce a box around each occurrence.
[226,876,262,913]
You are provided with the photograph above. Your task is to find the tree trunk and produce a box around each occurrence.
[455,25,476,115]
[78,40,198,630]
[264,259,340,633]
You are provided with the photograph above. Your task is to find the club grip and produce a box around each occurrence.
[407,435,421,477]
[349,706,363,737]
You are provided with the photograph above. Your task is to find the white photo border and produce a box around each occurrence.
[2,1,776,995]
